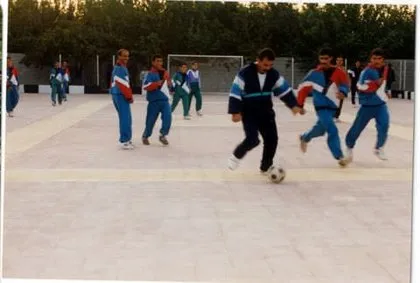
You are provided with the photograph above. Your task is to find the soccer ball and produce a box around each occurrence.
[268,166,286,184]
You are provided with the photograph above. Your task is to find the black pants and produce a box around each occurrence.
[351,87,357,105]
[334,99,344,119]
[233,110,278,171]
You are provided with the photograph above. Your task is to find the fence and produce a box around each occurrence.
[10,53,415,94]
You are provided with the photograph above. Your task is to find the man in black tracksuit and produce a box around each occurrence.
[227,48,305,174]
[347,60,363,107]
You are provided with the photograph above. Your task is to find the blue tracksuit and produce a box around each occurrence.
[142,67,172,138]
[297,66,350,160]
[228,62,298,171]
[110,62,133,143]
[345,65,390,150]
[6,66,20,113]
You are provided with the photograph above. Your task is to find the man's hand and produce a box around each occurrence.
[386,90,392,99]
[336,92,346,100]
[231,113,242,123]
[291,106,305,115]
[157,80,164,86]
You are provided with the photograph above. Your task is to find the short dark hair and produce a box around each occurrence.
[319,47,333,57]
[257,48,276,61]
[152,54,163,62]
[336,54,344,59]
[7,56,11,60]
[179,62,187,67]
[370,48,385,58]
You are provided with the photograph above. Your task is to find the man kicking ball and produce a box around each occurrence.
[228,48,304,174]
[297,47,351,167]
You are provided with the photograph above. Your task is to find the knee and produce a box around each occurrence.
[244,137,260,148]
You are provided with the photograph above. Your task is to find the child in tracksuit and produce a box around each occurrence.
[171,63,191,120]
[6,56,20,117]
[345,48,391,161]
[142,55,172,146]
[297,47,351,167]
[50,61,64,106]
[110,49,134,150]
[187,62,203,116]
[227,48,304,173]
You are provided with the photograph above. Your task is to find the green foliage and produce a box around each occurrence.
[8,0,415,67]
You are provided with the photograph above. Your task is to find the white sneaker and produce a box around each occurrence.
[346,148,353,162]
[184,115,191,120]
[121,141,134,150]
[374,148,388,160]
[228,155,240,170]
[197,110,203,116]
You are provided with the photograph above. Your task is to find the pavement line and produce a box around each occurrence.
[304,105,413,141]
[6,168,412,183]
[6,100,111,157]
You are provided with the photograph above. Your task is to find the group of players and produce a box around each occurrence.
[3,57,71,118]
[111,47,391,172]
[110,50,204,149]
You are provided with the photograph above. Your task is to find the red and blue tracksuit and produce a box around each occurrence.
[142,67,172,138]
[110,61,133,143]
[228,62,298,171]
[345,65,390,150]
[297,66,350,160]
[6,66,20,113]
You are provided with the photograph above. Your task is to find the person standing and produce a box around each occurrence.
[171,62,191,120]
[6,56,20,117]
[347,60,363,107]
[110,49,134,149]
[142,55,172,146]
[187,61,203,116]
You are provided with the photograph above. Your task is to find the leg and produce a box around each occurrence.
[345,106,374,149]
[6,88,13,113]
[374,104,390,149]
[171,93,181,112]
[58,85,63,104]
[143,102,160,138]
[195,88,202,111]
[113,95,132,143]
[11,87,19,111]
[62,82,68,100]
[233,114,260,159]
[318,109,344,160]
[51,84,57,104]
[258,112,278,171]
[187,91,194,113]
[301,118,326,143]
[351,88,356,105]
[160,101,172,136]
[181,94,190,117]
[334,99,344,119]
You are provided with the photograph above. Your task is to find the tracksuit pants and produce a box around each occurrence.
[188,83,202,112]
[6,86,19,113]
[233,109,278,172]
[143,100,172,138]
[112,94,132,143]
[301,108,344,160]
[345,103,389,150]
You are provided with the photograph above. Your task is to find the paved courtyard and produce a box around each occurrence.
[2,92,414,282]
